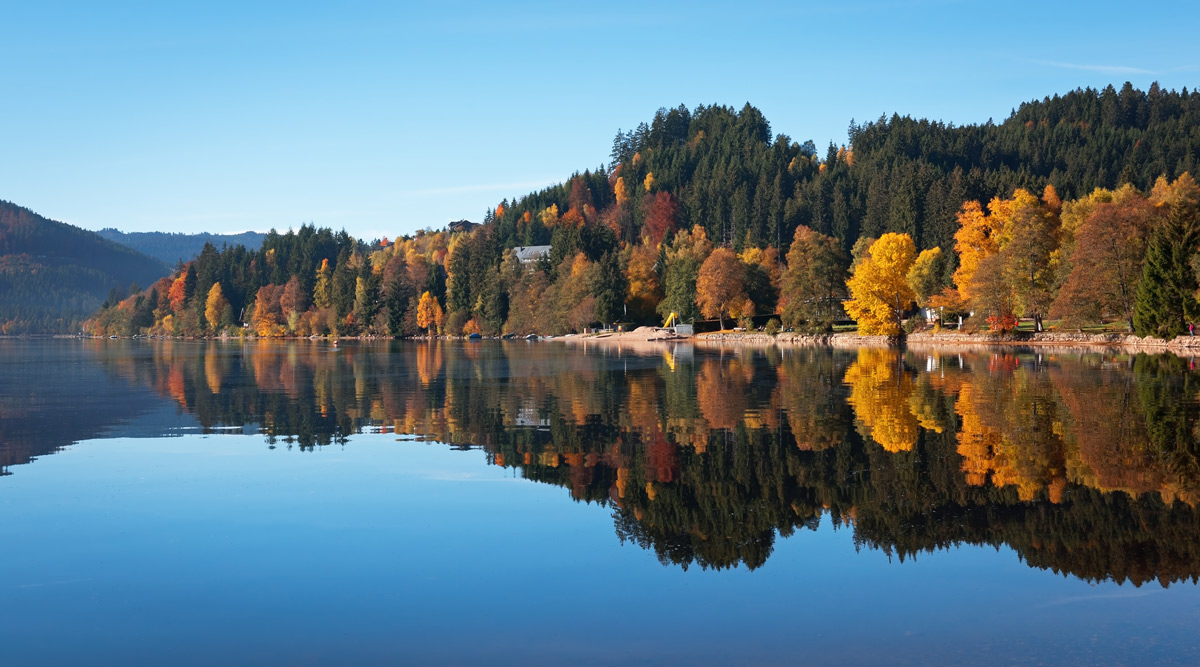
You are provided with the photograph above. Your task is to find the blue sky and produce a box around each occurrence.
[1,1,1196,240]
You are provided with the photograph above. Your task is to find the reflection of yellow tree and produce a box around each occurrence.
[955,382,1001,486]
[416,342,442,386]
[843,348,918,452]
[204,345,223,395]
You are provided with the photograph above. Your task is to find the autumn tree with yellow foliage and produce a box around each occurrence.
[844,233,917,335]
[204,283,228,332]
[416,291,443,336]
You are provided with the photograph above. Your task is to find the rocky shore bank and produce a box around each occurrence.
[687,329,1200,354]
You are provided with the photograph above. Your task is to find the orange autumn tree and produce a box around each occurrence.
[625,242,663,322]
[416,291,443,336]
[950,188,1060,330]
[168,273,188,312]
[951,200,1004,303]
[695,247,751,330]
[250,284,284,337]
[1056,183,1142,288]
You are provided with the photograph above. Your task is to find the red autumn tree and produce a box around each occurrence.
[640,191,678,246]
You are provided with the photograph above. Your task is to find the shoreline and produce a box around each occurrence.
[20,328,1200,356]
[558,328,1200,356]
[689,330,1200,355]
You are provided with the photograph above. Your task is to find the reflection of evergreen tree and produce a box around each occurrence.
[1136,354,1200,481]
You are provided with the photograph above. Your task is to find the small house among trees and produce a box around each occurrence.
[514,245,551,264]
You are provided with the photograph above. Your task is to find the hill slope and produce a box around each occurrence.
[0,201,171,333]
[95,229,267,267]
[493,83,1200,257]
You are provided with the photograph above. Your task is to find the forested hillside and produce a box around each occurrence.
[88,83,1200,339]
[96,229,267,266]
[0,201,170,333]
[493,82,1200,256]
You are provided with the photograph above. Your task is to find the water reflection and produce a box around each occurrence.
[4,338,1200,585]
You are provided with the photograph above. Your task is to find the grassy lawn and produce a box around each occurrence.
[1033,319,1130,333]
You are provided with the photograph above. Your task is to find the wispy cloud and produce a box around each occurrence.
[1031,59,1157,76]
[401,180,560,197]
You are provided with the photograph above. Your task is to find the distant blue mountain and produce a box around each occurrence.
[0,200,170,333]
[96,228,267,267]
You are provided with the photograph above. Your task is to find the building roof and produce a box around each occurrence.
[514,245,551,263]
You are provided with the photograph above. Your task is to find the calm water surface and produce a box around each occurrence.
[2,338,1200,665]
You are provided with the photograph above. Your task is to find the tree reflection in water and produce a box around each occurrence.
[12,338,1200,586]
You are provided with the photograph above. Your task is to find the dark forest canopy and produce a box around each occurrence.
[494,83,1200,255]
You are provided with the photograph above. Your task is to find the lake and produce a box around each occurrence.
[2,338,1200,665]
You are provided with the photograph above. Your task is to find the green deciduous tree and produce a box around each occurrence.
[780,225,847,331]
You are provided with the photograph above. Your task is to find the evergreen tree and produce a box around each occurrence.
[593,251,627,327]
[1133,203,1200,338]
[658,257,701,324]
[331,251,357,322]
[182,264,198,306]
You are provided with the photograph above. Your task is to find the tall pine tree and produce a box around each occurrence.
[1133,203,1200,338]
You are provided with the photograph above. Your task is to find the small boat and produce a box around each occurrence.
[525,334,538,340]
[468,332,482,340]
